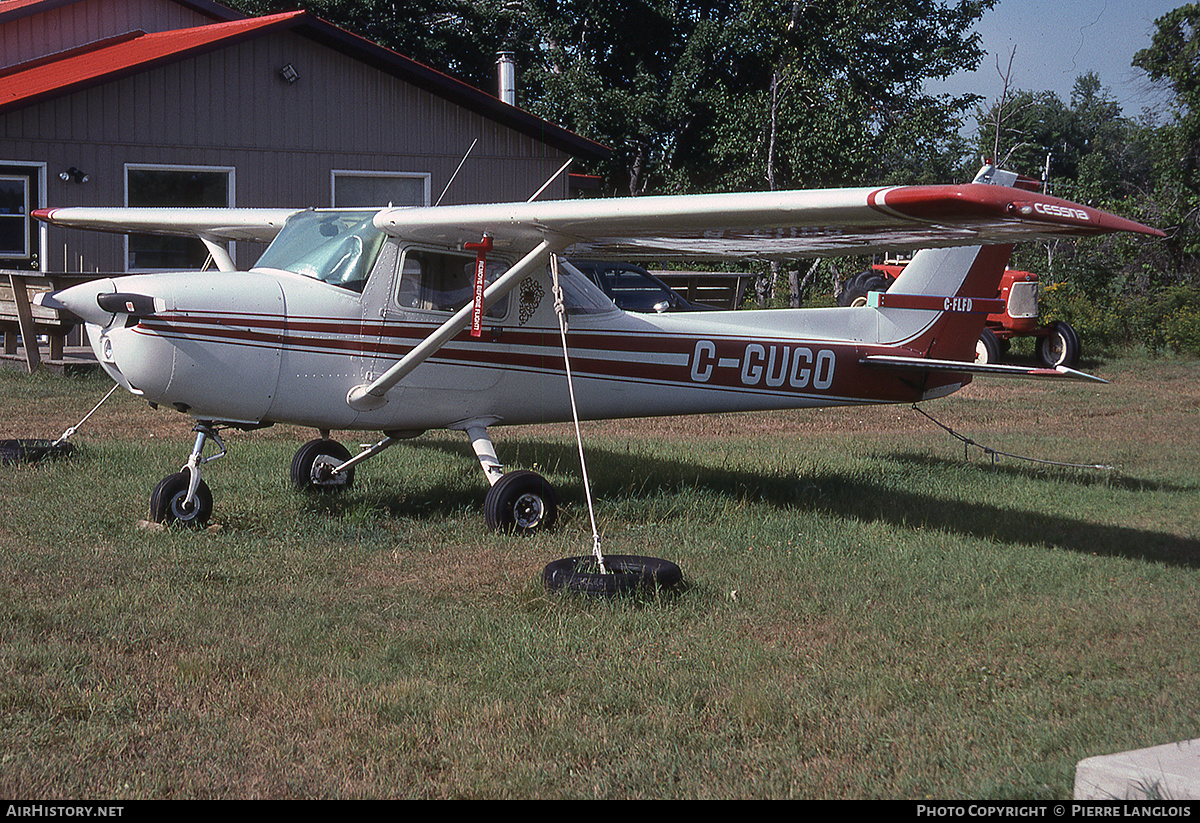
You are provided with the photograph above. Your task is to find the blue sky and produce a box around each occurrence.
[927,0,1181,117]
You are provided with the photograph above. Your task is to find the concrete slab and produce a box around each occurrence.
[1075,738,1200,800]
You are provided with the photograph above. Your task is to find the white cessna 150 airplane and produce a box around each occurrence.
[34,166,1162,533]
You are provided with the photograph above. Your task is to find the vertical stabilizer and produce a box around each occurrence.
[875,166,1019,361]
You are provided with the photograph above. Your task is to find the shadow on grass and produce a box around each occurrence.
[313,437,1200,570]
[888,452,1196,494]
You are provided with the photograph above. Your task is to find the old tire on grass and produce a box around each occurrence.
[149,471,213,529]
[0,439,74,465]
[543,554,684,597]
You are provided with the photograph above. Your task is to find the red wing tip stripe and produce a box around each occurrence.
[869,184,1163,238]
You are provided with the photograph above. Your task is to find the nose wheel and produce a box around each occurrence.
[149,472,213,528]
[148,423,224,529]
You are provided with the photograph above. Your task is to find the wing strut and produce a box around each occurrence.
[346,240,555,412]
[198,234,235,271]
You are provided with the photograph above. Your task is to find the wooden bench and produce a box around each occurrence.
[1,271,106,372]
[651,271,753,310]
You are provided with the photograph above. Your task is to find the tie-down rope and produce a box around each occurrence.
[911,403,1116,471]
[54,383,120,446]
[550,255,607,574]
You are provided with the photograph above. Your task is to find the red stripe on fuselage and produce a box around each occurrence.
[132,310,947,405]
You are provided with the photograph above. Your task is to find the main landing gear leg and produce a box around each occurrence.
[149,423,225,528]
[466,424,557,534]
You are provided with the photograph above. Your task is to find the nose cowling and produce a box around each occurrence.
[39,273,286,424]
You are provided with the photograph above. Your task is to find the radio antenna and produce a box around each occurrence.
[436,139,478,206]
[528,158,573,202]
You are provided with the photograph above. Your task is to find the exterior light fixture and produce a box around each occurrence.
[59,167,89,184]
[279,63,299,84]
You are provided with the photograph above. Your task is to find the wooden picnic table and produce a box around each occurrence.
[1,271,112,372]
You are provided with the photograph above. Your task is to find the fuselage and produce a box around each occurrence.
[51,213,969,434]
[61,267,960,433]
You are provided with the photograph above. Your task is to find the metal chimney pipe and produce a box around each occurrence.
[497,52,516,105]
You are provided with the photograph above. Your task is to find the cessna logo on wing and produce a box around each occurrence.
[1034,203,1090,222]
[690,340,836,390]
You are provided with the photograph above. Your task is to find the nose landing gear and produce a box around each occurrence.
[148,423,224,529]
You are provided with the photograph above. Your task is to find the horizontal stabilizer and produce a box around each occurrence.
[862,355,1109,384]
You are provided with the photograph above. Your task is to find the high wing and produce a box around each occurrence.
[34,169,1164,265]
[33,206,311,271]
[32,206,302,242]
[372,177,1164,260]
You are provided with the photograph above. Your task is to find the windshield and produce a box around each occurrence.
[253,210,386,292]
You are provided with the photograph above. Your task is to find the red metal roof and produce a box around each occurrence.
[0,8,609,159]
[0,11,305,112]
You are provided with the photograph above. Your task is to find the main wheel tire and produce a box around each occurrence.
[543,554,684,597]
[290,439,354,492]
[484,470,557,534]
[837,271,889,308]
[149,471,213,529]
[976,328,1002,364]
[1038,320,1081,368]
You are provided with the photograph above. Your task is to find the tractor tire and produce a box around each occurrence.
[976,328,1003,365]
[1038,321,1081,368]
[837,271,890,307]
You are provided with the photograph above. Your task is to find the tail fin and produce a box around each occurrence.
[859,165,1111,383]
[874,165,1019,361]
[882,243,1013,361]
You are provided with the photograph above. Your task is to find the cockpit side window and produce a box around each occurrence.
[396,248,509,319]
[555,260,620,315]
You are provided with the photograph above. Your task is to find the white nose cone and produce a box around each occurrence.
[35,279,118,327]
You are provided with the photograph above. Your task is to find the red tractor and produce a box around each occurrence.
[837,256,1081,368]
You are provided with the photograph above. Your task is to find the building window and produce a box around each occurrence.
[125,165,233,270]
[0,175,30,259]
[332,171,429,208]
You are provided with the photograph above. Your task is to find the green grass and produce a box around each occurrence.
[1,354,1198,798]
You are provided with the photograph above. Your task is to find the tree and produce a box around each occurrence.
[663,0,995,192]
[972,71,1139,200]
[518,0,729,197]
[1133,3,1200,190]
[1132,3,1200,272]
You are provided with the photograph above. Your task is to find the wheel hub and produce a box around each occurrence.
[512,493,545,529]
[310,455,348,486]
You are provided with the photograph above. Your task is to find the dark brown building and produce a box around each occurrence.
[0,0,608,273]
